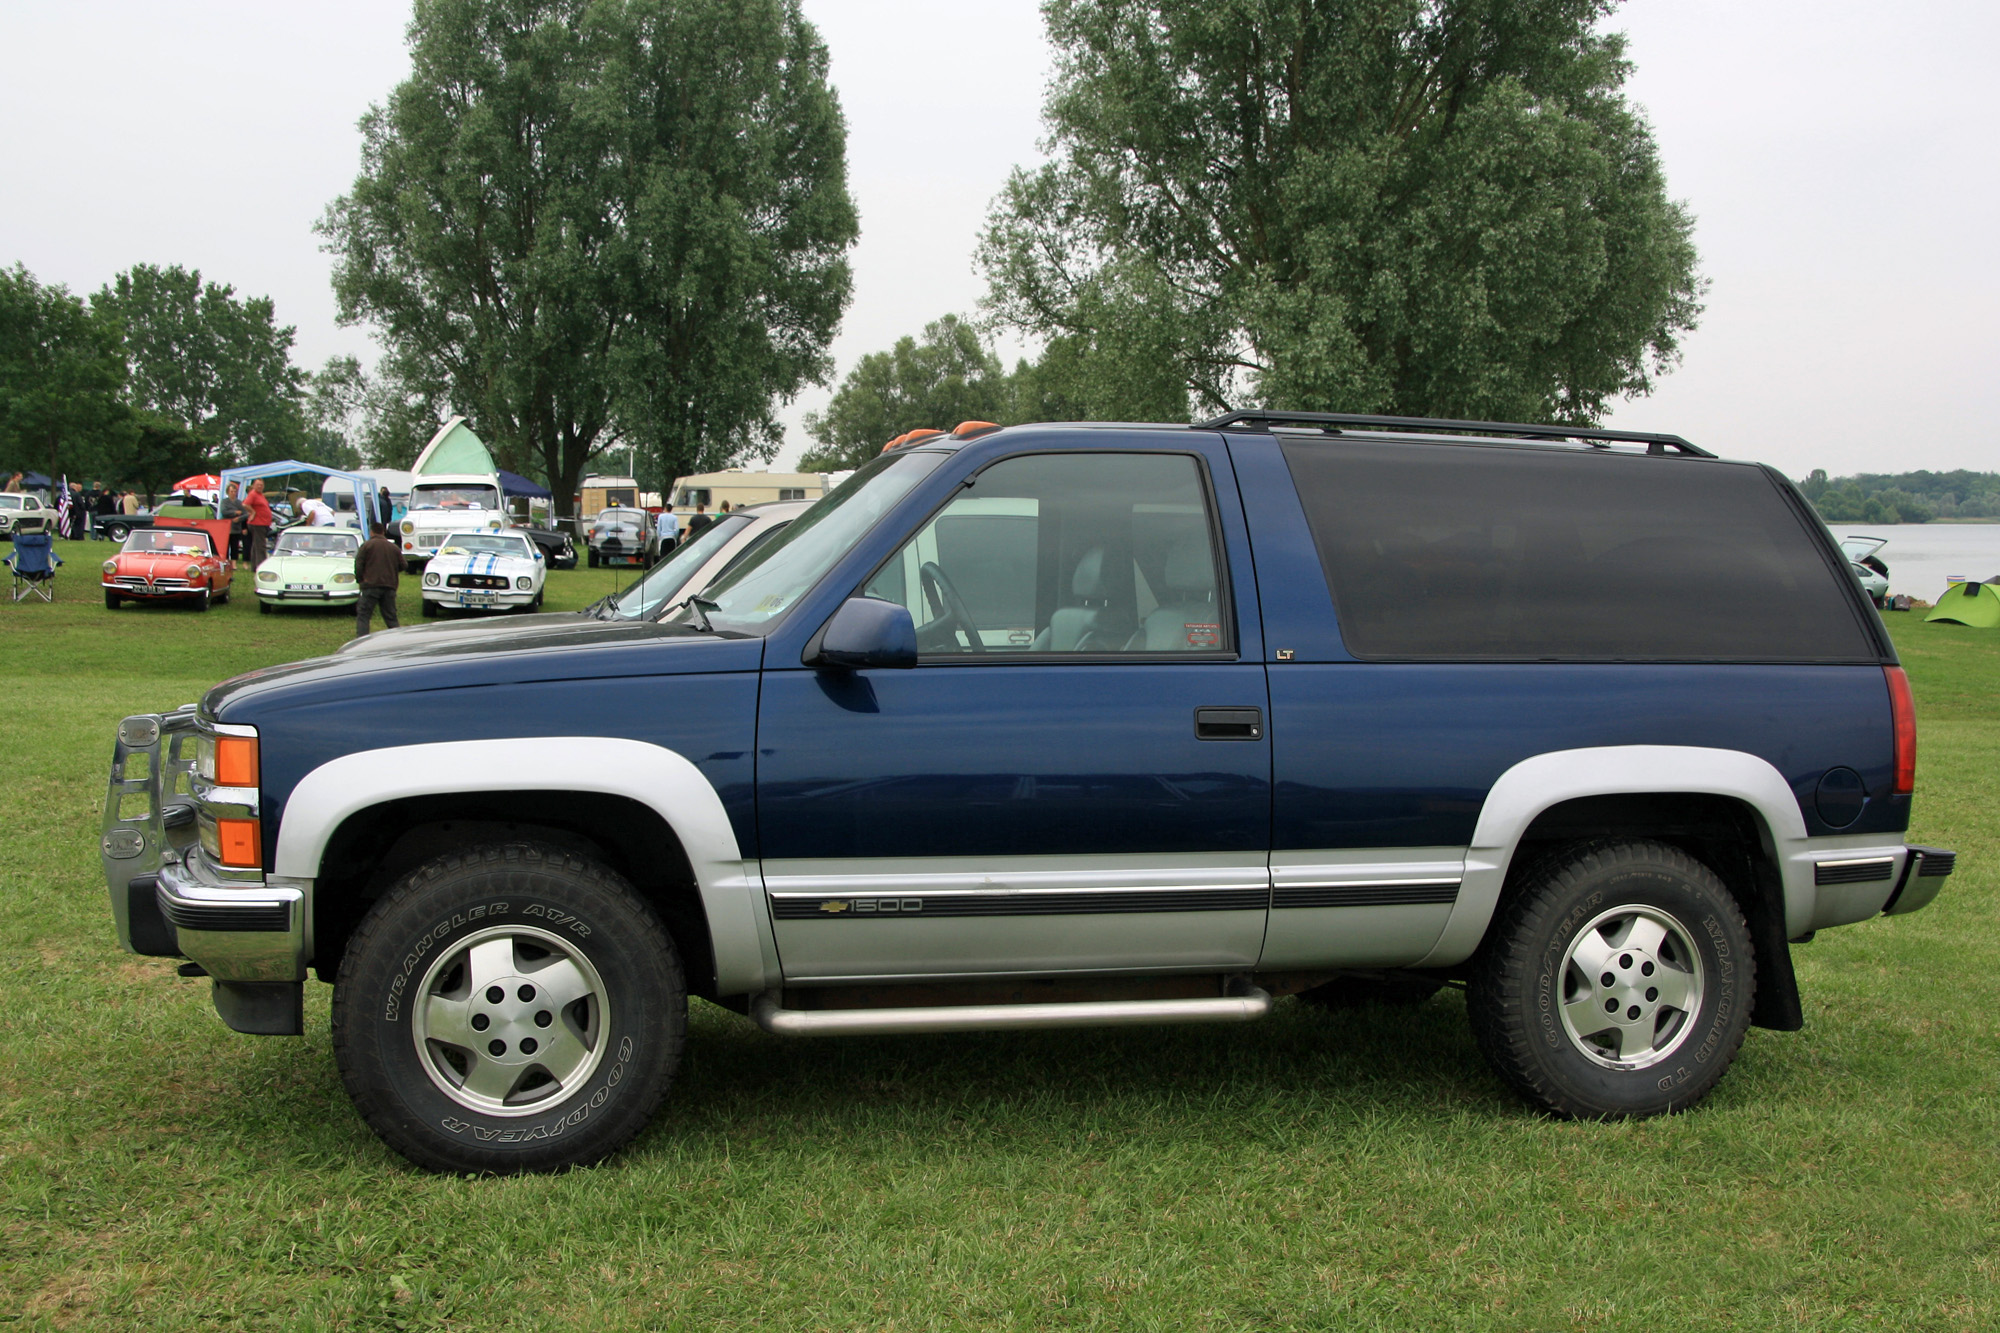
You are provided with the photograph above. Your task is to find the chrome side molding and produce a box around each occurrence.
[751,984,1272,1037]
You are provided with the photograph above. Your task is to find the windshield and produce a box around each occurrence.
[125,529,213,555]
[410,483,500,511]
[274,531,360,556]
[593,508,647,530]
[438,533,532,557]
[605,513,752,619]
[668,451,944,634]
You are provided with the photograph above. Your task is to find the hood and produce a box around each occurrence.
[1839,535,1888,562]
[339,611,585,655]
[205,615,762,718]
[115,550,215,573]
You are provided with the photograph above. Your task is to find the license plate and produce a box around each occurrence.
[458,592,498,605]
[284,584,323,593]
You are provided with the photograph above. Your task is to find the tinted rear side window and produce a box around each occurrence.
[1280,440,1878,662]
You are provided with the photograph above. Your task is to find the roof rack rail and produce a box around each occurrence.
[1194,409,1715,458]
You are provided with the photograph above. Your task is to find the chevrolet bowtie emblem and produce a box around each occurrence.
[819,900,850,914]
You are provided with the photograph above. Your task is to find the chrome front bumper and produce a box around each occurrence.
[103,709,308,1034]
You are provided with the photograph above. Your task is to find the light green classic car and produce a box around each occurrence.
[253,528,362,612]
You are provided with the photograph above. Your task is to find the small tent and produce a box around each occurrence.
[1926,580,2000,628]
[413,417,498,476]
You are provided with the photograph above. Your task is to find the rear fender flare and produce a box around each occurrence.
[274,737,770,994]
[1415,745,1811,967]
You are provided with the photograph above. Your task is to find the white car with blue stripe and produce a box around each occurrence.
[419,531,544,616]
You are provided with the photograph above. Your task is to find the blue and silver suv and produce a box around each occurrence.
[100,412,1955,1173]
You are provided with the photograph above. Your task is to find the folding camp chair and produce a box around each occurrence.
[6,517,61,602]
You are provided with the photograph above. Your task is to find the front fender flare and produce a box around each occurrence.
[276,737,770,994]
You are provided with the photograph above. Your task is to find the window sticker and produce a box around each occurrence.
[1184,623,1220,648]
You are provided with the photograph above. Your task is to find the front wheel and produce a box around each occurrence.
[193,589,210,612]
[331,843,685,1174]
[104,590,120,609]
[1468,840,1754,1120]
[420,598,439,618]
[258,599,272,615]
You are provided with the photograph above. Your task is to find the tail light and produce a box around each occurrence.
[1885,665,1916,795]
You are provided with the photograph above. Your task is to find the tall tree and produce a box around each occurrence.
[0,264,130,482]
[801,315,1012,471]
[93,263,307,464]
[980,0,1702,424]
[321,0,858,516]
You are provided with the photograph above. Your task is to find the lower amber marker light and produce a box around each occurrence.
[216,818,261,868]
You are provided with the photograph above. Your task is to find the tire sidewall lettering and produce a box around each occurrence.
[384,901,510,1023]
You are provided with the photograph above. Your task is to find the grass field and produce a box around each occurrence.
[2,536,1995,1331]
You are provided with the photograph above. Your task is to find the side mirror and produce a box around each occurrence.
[811,597,918,670]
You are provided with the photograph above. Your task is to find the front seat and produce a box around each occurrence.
[1034,548,1109,651]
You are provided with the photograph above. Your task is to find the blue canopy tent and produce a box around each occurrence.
[215,463,384,530]
[499,470,552,500]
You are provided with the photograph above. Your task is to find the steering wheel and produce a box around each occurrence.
[918,561,986,653]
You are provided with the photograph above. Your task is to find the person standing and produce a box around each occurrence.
[221,482,248,560]
[654,505,680,555]
[354,521,402,636]
[684,502,713,542]
[244,479,273,567]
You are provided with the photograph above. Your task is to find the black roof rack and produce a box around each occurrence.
[1194,409,1715,458]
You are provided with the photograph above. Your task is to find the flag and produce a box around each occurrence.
[55,476,71,538]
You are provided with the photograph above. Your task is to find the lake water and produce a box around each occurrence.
[1828,524,2000,600]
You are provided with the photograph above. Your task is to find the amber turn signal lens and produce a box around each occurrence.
[214,736,259,788]
[215,817,261,868]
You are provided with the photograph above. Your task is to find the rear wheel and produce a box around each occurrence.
[331,843,685,1174]
[104,523,129,542]
[1468,840,1754,1119]
[587,549,600,568]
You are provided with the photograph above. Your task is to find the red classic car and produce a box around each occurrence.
[102,520,235,610]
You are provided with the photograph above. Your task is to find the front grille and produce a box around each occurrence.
[446,574,511,589]
[1815,858,1895,886]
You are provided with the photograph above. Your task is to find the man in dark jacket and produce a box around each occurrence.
[354,522,403,637]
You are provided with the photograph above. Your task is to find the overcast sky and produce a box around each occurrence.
[2,0,1994,479]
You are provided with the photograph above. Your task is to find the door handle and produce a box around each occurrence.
[1194,706,1263,741]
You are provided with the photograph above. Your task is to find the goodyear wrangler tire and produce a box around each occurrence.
[331,842,684,1174]
[1467,840,1754,1120]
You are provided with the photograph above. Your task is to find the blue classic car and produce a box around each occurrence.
[100,413,1953,1173]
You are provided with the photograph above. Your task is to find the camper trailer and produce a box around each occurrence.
[578,474,639,519]
[668,469,830,517]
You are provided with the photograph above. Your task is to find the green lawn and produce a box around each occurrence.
[2,537,1995,1331]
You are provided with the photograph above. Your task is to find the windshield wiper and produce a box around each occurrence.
[674,594,719,632]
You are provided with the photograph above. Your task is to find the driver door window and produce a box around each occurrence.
[862,452,1228,655]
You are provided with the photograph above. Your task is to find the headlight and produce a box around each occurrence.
[102,559,117,574]
[196,732,259,787]
[333,573,356,584]
[184,564,203,581]
[400,520,414,534]
[424,572,440,587]
[515,576,533,590]
[257,570,278,583]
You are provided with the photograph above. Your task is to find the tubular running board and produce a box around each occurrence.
[751,986,1272,1037]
